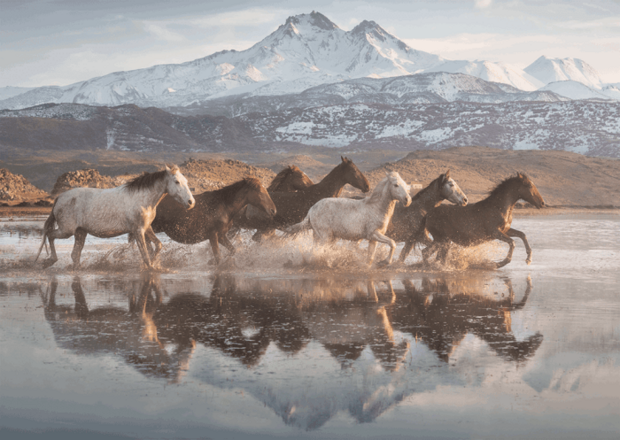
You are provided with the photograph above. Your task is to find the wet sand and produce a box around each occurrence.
[0,214,619,439]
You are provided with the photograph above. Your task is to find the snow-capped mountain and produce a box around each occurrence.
[0,12,445,110]
[424,60,544,91]
[1,12,617,112]
[540,81,611,101]
[524,56,603,90]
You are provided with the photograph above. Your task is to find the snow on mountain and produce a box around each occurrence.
[0,12,445,110]
[525,56,603,90]
[424,60,544,91]
[540,81,611,101]
[0,86,34,101]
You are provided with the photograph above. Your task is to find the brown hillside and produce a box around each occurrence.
[52,169,126,195]
[0,168,49,203]
[366,146,620,207]
[179,158,276,192]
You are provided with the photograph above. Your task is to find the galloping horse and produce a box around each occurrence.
[422,173,545,268]
[387,170,468,262]
[147,178,276,264]
[242,165,314,222]
[35,165,194,269]
[238,157,370,241]
[287,172,412,266]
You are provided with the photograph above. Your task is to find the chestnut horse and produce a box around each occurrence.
[146,178,276,264]
[422,173,545,268]
[387,170,468,262]
[238,157,370,241]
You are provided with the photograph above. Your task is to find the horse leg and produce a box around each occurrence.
[218,234,236,257]
[43,227,74,268]
[144,227,162,261]
[507,228,533,265]
[495,232,516,269]
[71,228,87,269]
[371,231,397,266]
[437,243,450,266]
[398,237,415,263]
[134,230,154,269]
[367,240,378,266]
[209,232,221,265]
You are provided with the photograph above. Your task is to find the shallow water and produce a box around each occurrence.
[0,214,619,439]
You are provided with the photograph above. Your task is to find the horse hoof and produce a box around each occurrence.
[42,259,56,269]
[376,260,390,268]
[526,258,532,265]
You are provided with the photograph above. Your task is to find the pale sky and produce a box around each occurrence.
[1,0,619,88]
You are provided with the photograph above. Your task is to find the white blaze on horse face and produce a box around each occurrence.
[443,178,468,206]
[167,169,195,210]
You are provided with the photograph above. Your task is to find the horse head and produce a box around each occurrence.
[516,173,545,209]
[439,170,468,206]
[387,172,412,207]
[245,178,277,218]
[165,165,195,210]
[339,156,370,193]
[268,165,314,192]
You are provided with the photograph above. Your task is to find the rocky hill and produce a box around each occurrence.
[0,168,48,204]
[51,169,126,195]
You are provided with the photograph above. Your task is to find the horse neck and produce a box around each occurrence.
[229,185,254,215]
[311,165,348,197]
[413,180,444,211]
[369,182,398,214]
[482,183,521,214]
[136,179,168,208]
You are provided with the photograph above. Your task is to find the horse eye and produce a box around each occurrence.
[175,181,180,185]
[394,184,398,187]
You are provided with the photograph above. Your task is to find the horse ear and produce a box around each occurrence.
[165,164,171,173]
[445,169,451,179]
[341,156,345,162]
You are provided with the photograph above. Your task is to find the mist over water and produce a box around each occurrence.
[1,214,619,439]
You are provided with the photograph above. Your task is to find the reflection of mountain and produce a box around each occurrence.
[40,273,542,430]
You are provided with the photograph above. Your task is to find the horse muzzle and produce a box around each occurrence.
[185,198,195,210]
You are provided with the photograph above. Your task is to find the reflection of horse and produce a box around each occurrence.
[40,275,193,382]
[389,275,542,363]
[147,178,276,264]
[35,166,195,270]
[236,157,370,241]
[387,170,468,262]
[287,172,411,266]
[422,173,545,268]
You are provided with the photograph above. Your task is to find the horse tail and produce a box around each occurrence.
[34,199,57,262]
[285,216,311,236]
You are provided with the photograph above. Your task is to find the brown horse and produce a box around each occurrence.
[242,165,315,222]
[268,165,314,191]
[422,173,545,268]
[386,170,468,263]
[146,178,276,264]
[238,157,370,241]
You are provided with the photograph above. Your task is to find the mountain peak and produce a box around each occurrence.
[284,11,339,31]
[351,20,384,34]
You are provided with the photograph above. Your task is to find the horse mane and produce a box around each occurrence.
[411,173,443,202]
[211,177,263,201]
[124,167,177,193]
[487,173,528,199]
[367,174,392,203]
[268,166,307,191]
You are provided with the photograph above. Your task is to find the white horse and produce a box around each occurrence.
[35,165,195,270]
[287,171,412,266]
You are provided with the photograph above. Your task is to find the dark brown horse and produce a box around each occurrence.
[268,165,314,192]
[386,170,468,262]
[242,165,315,222]
[422,173,545,268]
[146,178,276,264]
[238,157,370,241]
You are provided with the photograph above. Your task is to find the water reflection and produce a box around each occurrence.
[40,272,543,430]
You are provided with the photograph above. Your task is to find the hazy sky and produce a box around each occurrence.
[1,0,619,88]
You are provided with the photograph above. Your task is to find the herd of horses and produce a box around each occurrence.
[34,157,546,270]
